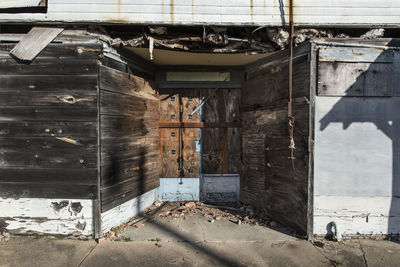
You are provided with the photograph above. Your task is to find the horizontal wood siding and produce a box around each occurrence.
[99,65,159,212]
[1,0,400,26]
[241,44,311,235]
[0,42,101,199]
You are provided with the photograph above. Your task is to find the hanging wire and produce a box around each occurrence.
[288,0,296,170]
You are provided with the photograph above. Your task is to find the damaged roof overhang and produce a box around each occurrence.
[91,25,363,55]
[127,47,275,66]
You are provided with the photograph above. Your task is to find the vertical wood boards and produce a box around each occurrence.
[242,45,311,236]
[158,89,201,178]
[201,88,241,174]
[0,42,101,199]
[99,65,160,212]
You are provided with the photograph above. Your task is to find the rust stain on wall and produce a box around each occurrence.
[106,0,128,22]
[250,0,254,23]
[191,0,195,22]
[170,0,175,23]
[264,0,267,16]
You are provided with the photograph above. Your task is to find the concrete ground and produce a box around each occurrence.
[1,214,399,266]
[118,215,296,242]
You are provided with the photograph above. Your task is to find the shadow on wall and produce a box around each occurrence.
[103,145,148,213]
[318,39,400,237]
[136,147,146,214]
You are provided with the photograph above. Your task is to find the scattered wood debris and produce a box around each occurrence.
[143,201,275,227]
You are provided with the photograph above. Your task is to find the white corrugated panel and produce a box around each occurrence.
[0,0,42,9]
[0,0,400,26]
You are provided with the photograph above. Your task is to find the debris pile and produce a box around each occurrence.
[104,201,289,240]
[147,201,276,227]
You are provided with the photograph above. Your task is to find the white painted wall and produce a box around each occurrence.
[0,0,399,26]
[0,198,93,236]
[0,189,157,236]
[314,96,400,237]
[314,196,400,236]
[101,189,157,233]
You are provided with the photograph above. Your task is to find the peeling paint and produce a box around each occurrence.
[170,0,174,23]
[0,198,93,236]
[75,220,87,231]
[70,202,83,214]
[314,196,400,236]
[51,200,69,212]
[0,219,9,232]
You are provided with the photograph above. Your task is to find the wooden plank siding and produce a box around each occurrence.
[241,43,311,235]
[0,42,102,199]
[1,0,400,26]
[99,65,160,212]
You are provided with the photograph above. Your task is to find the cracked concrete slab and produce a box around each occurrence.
[313,240,366,267]
[312,239,400,267]
[360,239,400,267]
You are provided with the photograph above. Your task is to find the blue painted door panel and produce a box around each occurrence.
[158,178,200,201]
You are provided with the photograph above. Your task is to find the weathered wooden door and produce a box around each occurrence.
[159,89,201,178]
[201,88,242,202]
[157,87,242,202]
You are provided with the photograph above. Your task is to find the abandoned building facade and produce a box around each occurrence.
[0,0,399,240]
